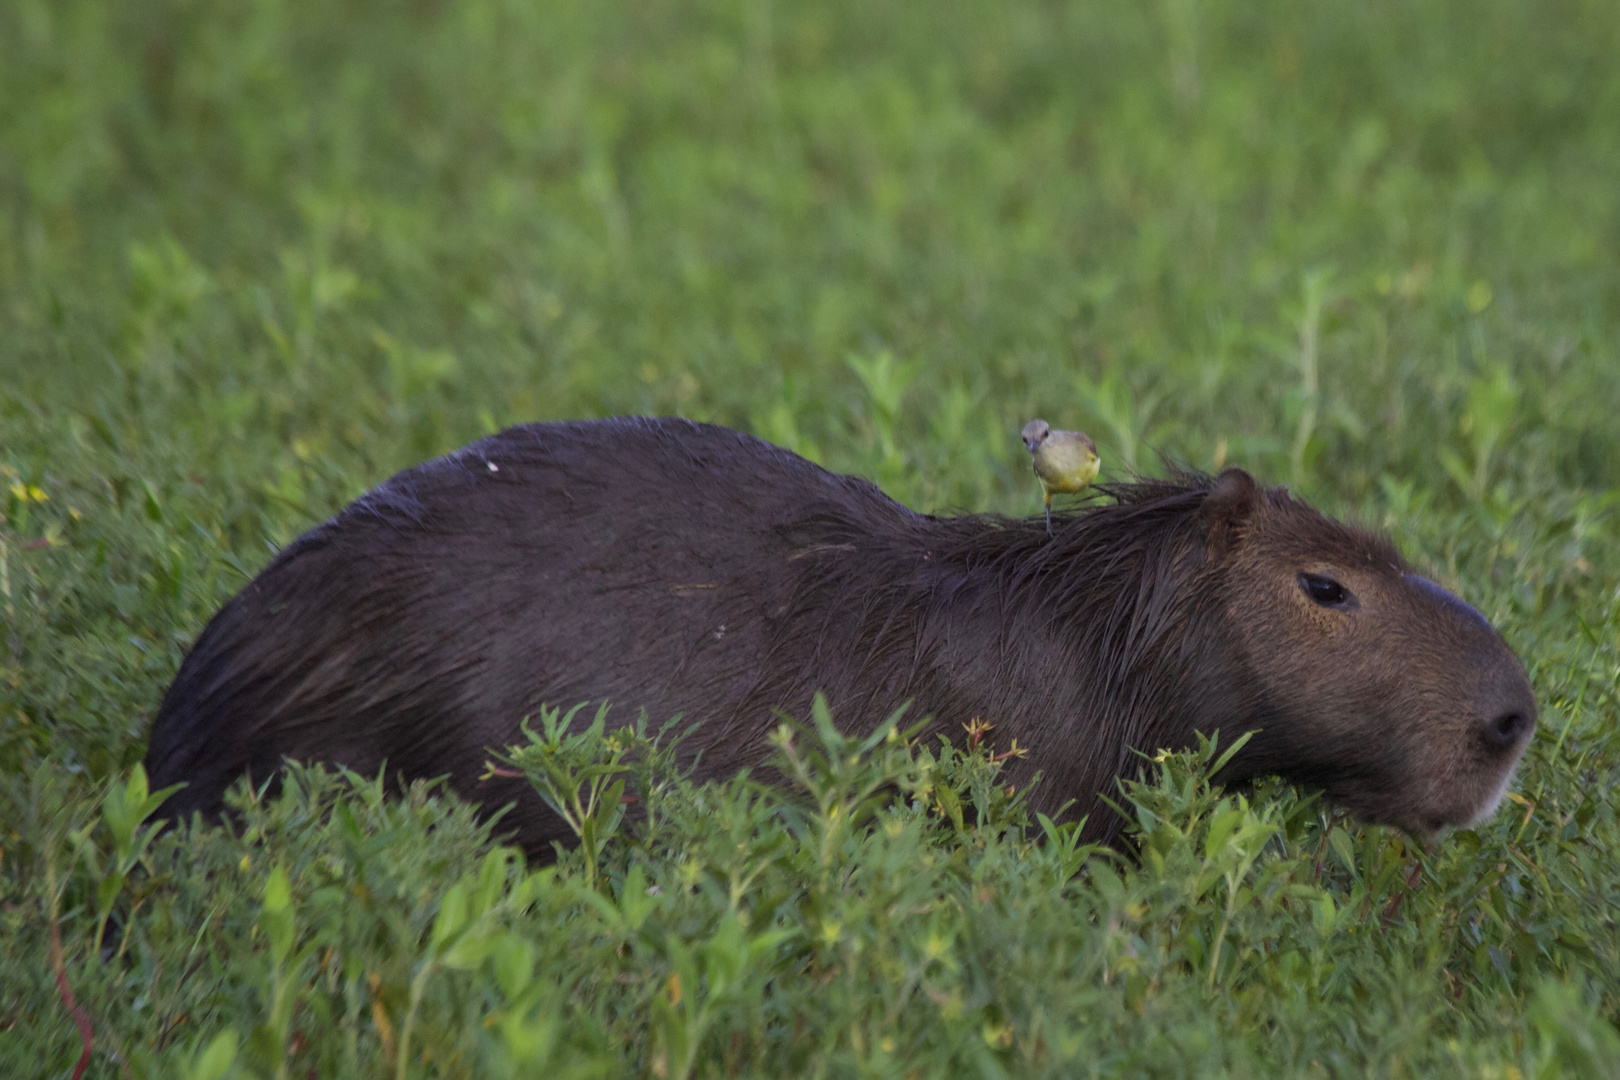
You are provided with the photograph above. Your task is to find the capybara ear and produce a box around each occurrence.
[1201,467,1259,553]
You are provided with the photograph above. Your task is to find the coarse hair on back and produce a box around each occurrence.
[904,471,1237,701]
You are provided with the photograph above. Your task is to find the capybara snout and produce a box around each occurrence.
[144,419,1537,853]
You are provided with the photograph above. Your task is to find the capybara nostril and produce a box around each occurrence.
[1482,710,1531,752]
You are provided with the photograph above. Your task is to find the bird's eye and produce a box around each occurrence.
[1298,572,1355,609]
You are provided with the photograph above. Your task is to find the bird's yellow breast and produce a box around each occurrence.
[1032,438,1100,494]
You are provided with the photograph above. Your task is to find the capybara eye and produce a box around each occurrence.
[1298,572,1354,609]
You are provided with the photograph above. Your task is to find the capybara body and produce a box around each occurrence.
[145,417,1536,853]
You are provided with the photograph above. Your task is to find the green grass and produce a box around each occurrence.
[3,0,1620,1075]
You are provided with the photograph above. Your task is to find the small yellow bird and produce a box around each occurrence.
[1021,419,1100,536]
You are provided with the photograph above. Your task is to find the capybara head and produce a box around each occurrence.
[1202,468,1536,836]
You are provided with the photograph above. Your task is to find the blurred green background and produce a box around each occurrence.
[3,0,1620,1074]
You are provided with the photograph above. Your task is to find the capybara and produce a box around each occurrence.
[145,417,1536,853]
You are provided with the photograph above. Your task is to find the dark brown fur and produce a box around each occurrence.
[144,417,1536,853]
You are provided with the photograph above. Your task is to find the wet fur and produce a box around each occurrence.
[145,417,1532,854]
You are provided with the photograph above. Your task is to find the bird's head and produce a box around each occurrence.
[1021,419,1052,453]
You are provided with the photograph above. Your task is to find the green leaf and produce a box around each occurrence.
[441,922,504,970]
[493,937,537,998]
[263,865,291,913]
[96,871,125,918]
[498,1008,560,1066]
[1204,808,1246,861]
[475,847,514,914]
[1327,827,1358,879]
[592,778,627,848]
[619,863,657,931]
[1207,730,1256,777]
[431,878,472,952]
[187,1029,238,1080]
[1312,893,1338,937]
[934,780,965,833]
[810,692,841,750]
[141,478,163,522]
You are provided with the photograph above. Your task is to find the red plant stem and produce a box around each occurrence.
[49,914,94,1080]
[1381,860,1426,926]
